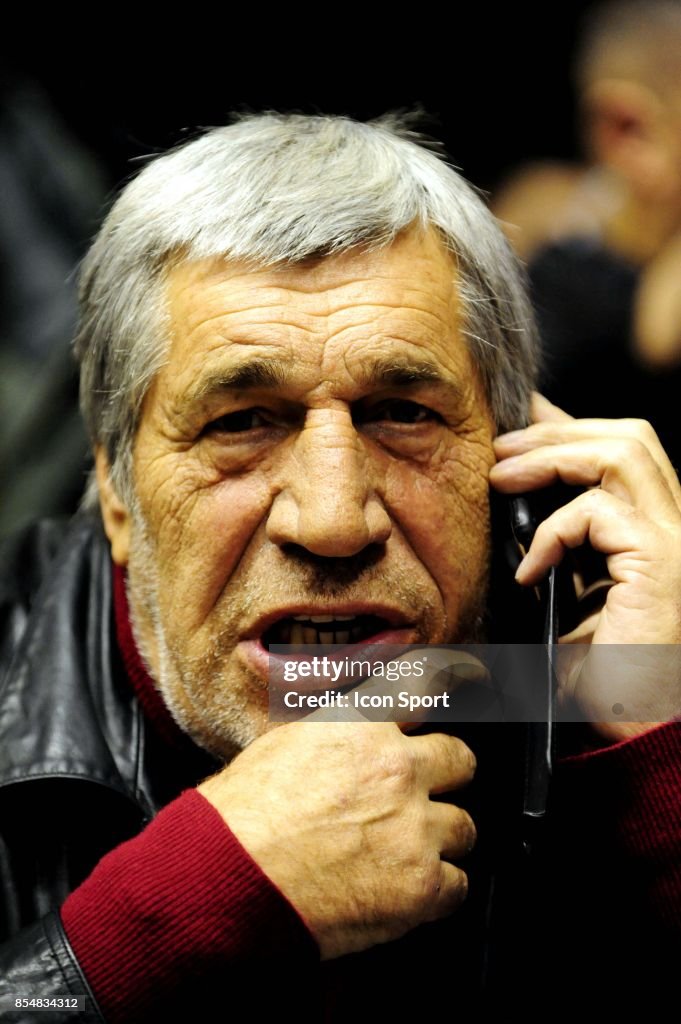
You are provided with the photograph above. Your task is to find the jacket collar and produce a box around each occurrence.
[0,515,522,817]
[0,517,160,817]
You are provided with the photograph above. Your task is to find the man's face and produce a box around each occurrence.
[104,228,496,757]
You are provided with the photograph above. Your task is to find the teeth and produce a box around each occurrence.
[292,614,357,623]
[269,614,386,649]
[289,624,305,645]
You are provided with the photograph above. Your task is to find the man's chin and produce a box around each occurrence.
[153,664,270,761]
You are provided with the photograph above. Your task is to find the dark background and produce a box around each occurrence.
[0,2,603,535]
[2,4,594,199]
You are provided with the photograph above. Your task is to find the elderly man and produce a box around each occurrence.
[1,113,680,1020]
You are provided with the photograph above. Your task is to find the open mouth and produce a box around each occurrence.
[263,614,391,649]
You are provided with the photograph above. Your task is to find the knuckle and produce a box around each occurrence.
[613,436,648,463]
[407,857,471,925]
[411,852,443,906]
[426,865,469,920]
[446,735,477,780]
[579,487,606,510]
[620,418,658,445]
[375,743,415,790]
[461,743,477,781]
[456,808,477,851]
[446,867,469,907]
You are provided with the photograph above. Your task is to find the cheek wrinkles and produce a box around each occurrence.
[150,472,277,631]
[135,447,220,546]
[146,472,202,547]
[429,437,494,508]
[380,432,492,618]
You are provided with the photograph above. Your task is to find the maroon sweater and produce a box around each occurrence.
[60,567,318,1020]
[61,567,681,1018]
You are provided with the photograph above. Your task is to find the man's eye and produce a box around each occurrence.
[360,400,441,425]
[205,409,267,433]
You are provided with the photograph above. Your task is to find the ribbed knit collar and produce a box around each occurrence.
[112,562,203,756]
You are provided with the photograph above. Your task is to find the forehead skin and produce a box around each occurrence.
[144,228,490,443]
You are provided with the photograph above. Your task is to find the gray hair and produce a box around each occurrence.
[74,111,539,507]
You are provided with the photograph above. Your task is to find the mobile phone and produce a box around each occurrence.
[488,483,608,642]
[488,485,609,845]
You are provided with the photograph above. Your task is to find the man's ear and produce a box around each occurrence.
[583,78,681,202]
[95,447,131,566]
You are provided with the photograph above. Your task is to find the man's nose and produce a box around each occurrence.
[266,409,392,557]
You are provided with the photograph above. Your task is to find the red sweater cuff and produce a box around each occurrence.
[554,720,681,927]
[61,788,319,1021]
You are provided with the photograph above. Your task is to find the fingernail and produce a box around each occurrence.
[514,556,528,582]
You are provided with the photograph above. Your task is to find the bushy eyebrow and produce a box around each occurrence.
[190,359,290,401]
[185,354,464,406]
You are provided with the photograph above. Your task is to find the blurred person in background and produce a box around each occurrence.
[494,0,681,468]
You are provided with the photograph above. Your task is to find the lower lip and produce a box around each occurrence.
[239,627,418,686]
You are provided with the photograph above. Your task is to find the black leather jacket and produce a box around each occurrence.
[0,517,216,1022]
[0,516,508,1021]
[1,517,678,1020]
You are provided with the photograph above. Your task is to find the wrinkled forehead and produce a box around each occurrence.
[154,227,486,410]
[164,226,460,321]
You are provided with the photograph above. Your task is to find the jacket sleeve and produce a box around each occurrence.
[0,789,317,1023]
[0,523,108,1021]
[0,914,105,1023]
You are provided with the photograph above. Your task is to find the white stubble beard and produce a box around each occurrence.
[124,498,264,762]
[123,498,490,762]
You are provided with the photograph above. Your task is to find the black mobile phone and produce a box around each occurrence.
[488,483,607,643]
[488,485,609,844]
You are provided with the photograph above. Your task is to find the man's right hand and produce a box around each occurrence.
[198,722,476,959]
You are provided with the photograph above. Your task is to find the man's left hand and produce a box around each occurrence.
[490,393,681,740]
